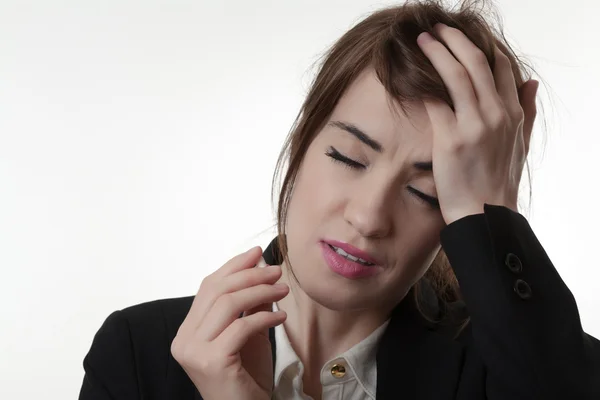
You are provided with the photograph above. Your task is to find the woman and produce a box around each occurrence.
[79,1,600,399]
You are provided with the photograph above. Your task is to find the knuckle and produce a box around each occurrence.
[170,336,183,359]
[466,119,487,138]
[489,111,509,129]
[184,346,211,370]
[215,293,235,311]
[199,275,214,291]
[200,275,223,299]
[464,134,484,148]
[453,122,487,147]
[451,67,469,82]
[247,268,269,285]
[510,106,525,121]
[497,51,511,65]
[441,24,460,36]
[195,354,220,373]
[171,337,198,366]
[230,317,249,334]
[446,137,467,153]
[472,51,489,68]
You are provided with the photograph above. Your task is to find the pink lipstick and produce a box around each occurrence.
[319,240,383,279]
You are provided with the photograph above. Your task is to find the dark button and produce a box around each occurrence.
[505,253,523,274]
[514,279,532,300]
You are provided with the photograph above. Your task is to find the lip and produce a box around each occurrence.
[322,239,382,265]
[319,242,382,279]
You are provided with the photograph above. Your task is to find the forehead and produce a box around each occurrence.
[329,68,433,144]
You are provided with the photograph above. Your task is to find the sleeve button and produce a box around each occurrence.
[505,253,523,273]
[514,279,532,300]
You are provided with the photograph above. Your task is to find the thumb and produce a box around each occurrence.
[519,79,539,154]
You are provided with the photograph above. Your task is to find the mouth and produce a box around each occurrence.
[321,239,382,266]
[326,244,375,266]
[319,241,383,279]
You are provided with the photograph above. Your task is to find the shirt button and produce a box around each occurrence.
[330,363,346,378]
[514,279,532,300]
[505,253,523,273]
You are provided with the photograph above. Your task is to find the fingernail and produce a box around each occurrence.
[417,32,435,44]
[266,265,280,272]
[274,283,288,290]
[255,256,268,269]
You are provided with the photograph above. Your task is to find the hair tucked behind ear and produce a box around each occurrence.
[272,0,543,326]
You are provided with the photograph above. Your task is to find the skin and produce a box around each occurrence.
[278,67,446,395]
[171,23,538,400]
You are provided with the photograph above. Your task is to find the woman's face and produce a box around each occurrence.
[284,67,446,313]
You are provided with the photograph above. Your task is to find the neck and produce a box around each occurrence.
[275,264,395,378]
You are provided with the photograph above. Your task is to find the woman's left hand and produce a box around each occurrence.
[416,23,539,225]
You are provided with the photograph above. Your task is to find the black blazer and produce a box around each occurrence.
[79,205,600,399]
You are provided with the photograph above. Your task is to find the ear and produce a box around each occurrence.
[518,79,539,155]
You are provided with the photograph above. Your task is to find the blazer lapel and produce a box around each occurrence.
[375,289,465,400]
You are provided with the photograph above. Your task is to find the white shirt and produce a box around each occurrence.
[272,302,390,400]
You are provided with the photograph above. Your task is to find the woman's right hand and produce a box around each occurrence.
[171,246,289,400]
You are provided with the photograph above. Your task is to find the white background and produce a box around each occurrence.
[1,0,599,398]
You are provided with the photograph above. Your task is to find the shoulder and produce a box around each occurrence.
[96,296,195,348]
[81,296,196,398]
[119,296,194,330]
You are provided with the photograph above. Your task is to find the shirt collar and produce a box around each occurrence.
[335,318,390,397]
[272,301,303,388]
[272,301,390,398]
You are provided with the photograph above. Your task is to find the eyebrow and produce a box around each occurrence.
[328,120,433,172]
[413,161,432,171]
[328,120,383,152]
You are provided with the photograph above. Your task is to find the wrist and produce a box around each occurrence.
[442,205,485,225]
[443,202,518,225]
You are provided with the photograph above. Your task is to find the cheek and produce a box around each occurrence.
[286,149,343,229]
[391,216,444,277]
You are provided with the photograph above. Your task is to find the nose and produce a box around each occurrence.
[343,180,394,238]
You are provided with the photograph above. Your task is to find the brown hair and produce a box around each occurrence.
[272,0,537,322]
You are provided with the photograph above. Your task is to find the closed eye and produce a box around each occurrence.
[406,186,440,209]
[325,146,366,169]
[326,146,439,210]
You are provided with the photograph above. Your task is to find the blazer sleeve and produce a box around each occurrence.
[79,311,140,400]
[440,204,600,400]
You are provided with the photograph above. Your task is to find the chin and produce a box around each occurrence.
[306,289,364,311]
[300,273,384,311]
[286,243,384,311]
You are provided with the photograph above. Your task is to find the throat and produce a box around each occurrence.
[302,373,323,400]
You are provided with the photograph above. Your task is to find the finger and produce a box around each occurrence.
[432,24,501,114]
[199,283,289,341]
[492,45,521,116]
[212,309,287,356]
[241,261,280,319]
[423,99,456,134]
[417,31,479,119]
[519,79,539,154]
[255,257,268,269]
[214,246,264,278]
[242,298,275,319]
[218,265,283,299]
[191,264,283,331]
[178,252,274,336]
